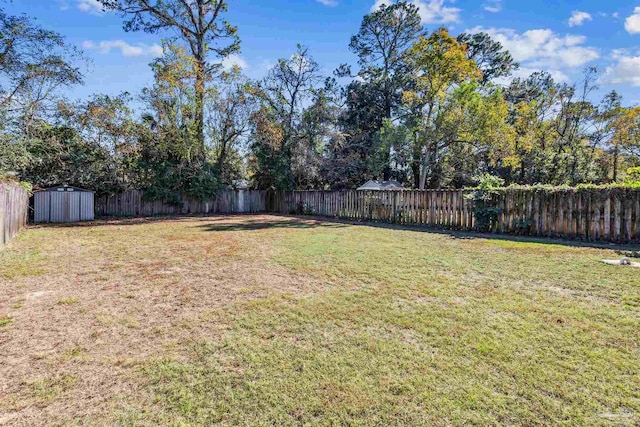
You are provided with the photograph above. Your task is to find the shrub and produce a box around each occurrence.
[467,174,504,233]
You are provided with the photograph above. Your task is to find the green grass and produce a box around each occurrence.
[0,315,13,327]
[141,222,640,426]
[2,216,639,425]
[56,298,80,306]
[28,375,77,405]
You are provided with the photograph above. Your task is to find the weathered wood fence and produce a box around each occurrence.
[267,189,640,243]
[0,182,29,245]
[95,188,640,243]
[95,189,267,217]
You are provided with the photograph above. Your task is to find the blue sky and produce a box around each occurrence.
[6,0,640,106]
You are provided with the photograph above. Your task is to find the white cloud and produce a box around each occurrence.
[483,0,501,13]
[82,40,163,57]
[370,0,393,12]
[221,54,248,71]
[568,11,592,27]
[413,0,461,23]
[315,0,338,5]
[370,0,391,12]
[605,52,640,86]
[467,26,599,69]
[625,7,640,34]
[371,0,460,24]
[77,0,105,15]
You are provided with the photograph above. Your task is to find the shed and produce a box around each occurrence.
[34,186,95,223]
[356,180,405,191]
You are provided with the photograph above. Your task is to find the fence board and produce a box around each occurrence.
[0,182,29,246]
[96,190,268,217]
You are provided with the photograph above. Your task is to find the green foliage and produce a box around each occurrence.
[0,134,30,175]
[468,174,505,232]
[18,181,33,192]
[0,172,32,193]
[457,32,518,84]
[0,8,83,109]
[625,166,640,183]
[291,201,316,215]
[185,164,223,200]
[476,173,505,189]
[19,122,119,194]
[248,46,323,190]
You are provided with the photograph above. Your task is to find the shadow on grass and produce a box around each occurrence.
[277,214,640,252]
[197,217,348,232]
[30,213,262,229]
[30,212,640,252]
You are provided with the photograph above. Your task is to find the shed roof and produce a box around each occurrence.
[356,180,405,191]
[37,185,94,193]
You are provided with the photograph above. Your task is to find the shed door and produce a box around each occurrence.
[48,191,66,222]
[79,192,94,221]
[34,192,49,223]
[47,191,80,222]
[67,192,81,222]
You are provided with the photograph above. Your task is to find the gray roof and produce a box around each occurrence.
[357,180,405,191]
[37,185,94,193]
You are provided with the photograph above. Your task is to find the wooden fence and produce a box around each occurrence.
[0,182,29,245]
[95,188,640,243]
[267,189,640,243]
[95,189,267,217]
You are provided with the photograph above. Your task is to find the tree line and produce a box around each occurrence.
[1,0,639,199]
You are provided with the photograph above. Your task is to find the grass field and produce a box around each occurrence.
[1,215,639,426]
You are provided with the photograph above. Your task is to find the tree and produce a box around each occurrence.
[498,70,608,186]
[344,2,424,120]
[99,0,240,155]
[605,103,640,181]
[142,43,200,164]
[545,68,600,185]
[137,43,224,201]
[402,28,482,188]
[500,71,558,184]
[327,80,387,187]
[18,121,116,192]
[0,7,83,134]
[59,93,142,190]
[338,1,425,179]
[0,5,85,181]
[457,32,517,84]
[208,68,255,183]
[249,45,322,189]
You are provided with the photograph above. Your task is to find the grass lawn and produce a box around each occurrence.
[1,215,639,426]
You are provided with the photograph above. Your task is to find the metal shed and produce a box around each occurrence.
[34,186,95,223]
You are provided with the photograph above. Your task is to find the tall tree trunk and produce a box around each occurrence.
[612,139,620,182]
[195,57,206,159]
[382,76,392,181]
[410,161,420,188]
[411,132,421,188]
[216,141,227,175]
[419,151,431,190]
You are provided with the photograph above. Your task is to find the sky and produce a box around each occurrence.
[6,0,640,107]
